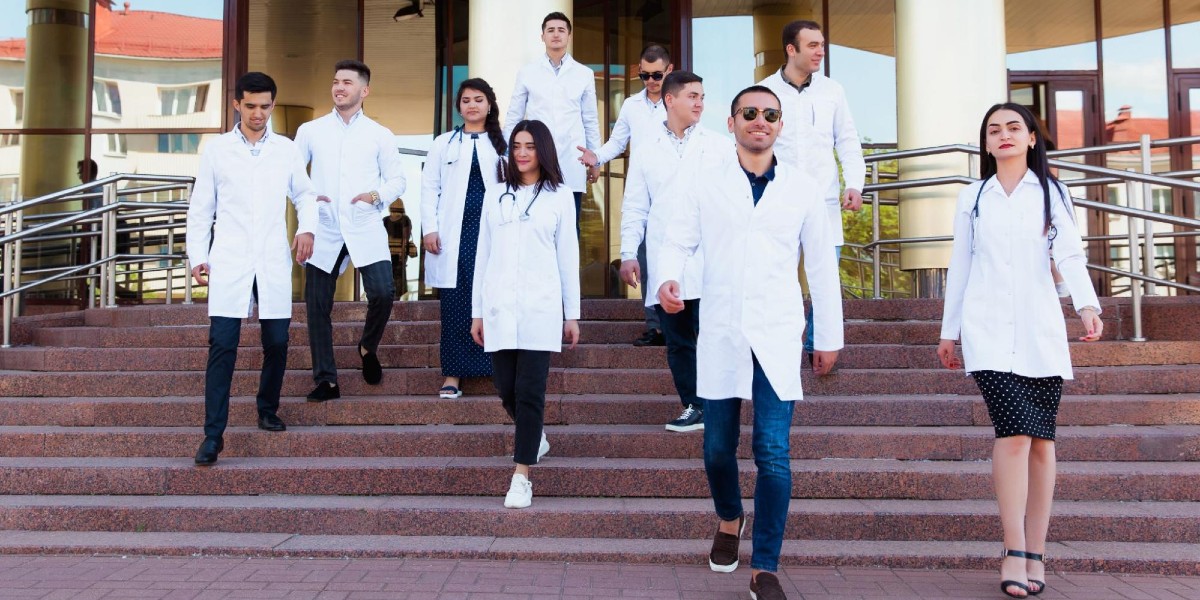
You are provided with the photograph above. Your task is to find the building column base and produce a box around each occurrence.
[911,268,947,299]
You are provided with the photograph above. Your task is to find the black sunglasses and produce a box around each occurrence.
[638,71,665,81]
[736,107,782,123]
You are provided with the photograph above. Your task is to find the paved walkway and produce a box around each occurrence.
[0,555,1197,599]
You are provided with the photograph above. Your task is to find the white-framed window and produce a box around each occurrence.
[160,84,209,116]
[157,133,200,154]
[0,133,18,147]
[11,89,22,122]
[93,80,121,115]
[105,133,127,156]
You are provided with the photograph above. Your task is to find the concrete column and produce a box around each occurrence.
[895,0,1007,297]
[468,0,571,119]
[751,2,819,83]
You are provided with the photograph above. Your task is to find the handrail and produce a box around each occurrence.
[0,254,187,300]
[1047,135,1200,158]
[0,174,193,217]
[0,201,188,246]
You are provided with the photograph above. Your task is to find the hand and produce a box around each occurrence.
[292,232,314,264]
[577,146,598,168]
[1078,308,1103,342]
[657,281,684,313]
[316,195,333,203]
[619,259,641,288]
[563,319,580,349]
[812,350,839,376]
[937,339,962,370]
[423,232,441,255]
[351,192,376,205]
[191,263,209,286]
[587,165,600,184]
[470,318,484,347]
[841,188,863,211]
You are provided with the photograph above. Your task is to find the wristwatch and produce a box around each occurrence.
[369,190,381,206]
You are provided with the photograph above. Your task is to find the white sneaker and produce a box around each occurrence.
[537,431,550,462]
[503,473,532,509]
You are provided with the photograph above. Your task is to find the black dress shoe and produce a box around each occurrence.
[632,329,665,347]
[306,381,340,403]
[194,437,223,466]
[360,345,382,385]
[257,413,287,432]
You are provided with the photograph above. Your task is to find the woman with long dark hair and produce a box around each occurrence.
[421,78,507,399]
[470,119,580,509]
[938,102,1103,598]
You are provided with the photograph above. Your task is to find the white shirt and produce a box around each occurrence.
[656,159,844,401]
[759,69,865,246]
[940,170,1101,379]
[186,129,318,319]
[503,53,602,193]
[620,123,732,306]
[471,183,582,352]
[293,109,407,275]
[421,128,504,289]
[594,89,666,166]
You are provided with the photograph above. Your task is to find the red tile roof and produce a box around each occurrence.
[0,1,221,60]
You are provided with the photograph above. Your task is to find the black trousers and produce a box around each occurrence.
[305,244,395,385]
[491,349,552,465]
[656,298,701,409]
[204,315,290,440]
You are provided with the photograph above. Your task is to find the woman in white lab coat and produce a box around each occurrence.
[937,103,1103,599]
[470,119,581,509]
[422,78,506,399]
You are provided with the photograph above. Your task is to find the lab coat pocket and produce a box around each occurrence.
[352,202,380,227]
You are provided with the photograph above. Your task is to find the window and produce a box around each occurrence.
[105,133,127,156]
[11,90,22,122]
[93,81,121,115]
[157,133,200,154]
[0,133,18,147]
[159,84,209,116]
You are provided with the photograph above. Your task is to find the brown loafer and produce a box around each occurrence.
[750,571,787,600]
[708,514,745,573]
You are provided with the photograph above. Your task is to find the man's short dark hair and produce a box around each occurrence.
[542,11,572,32]
[334,59,371,84]
[77,158,98,180]
[640,44,671,65]
[730,85,780,116]
[235,71,277,100]
[662,71,702,99]
[782,20,822,53]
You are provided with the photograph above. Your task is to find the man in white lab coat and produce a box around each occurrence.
[759,20,863,368]
[187,72,319,466]
[579,44,673,348]
[656,85,843,600]
[294,60,407,401]
[620,70,732,433]
[503,11,602,231]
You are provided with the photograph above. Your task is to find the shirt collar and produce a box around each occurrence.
[778,66,814,93]
[981,169,1040,193]
[333,107,364,128]
[233,123,269,149]
[640,89,663,109]
[743,155,778,182]
[547,53,572,72]
[661,120,697,142]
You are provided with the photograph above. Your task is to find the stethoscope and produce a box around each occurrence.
[498,187,541,226]
[969,175,1058,255]
[445,126,466,166]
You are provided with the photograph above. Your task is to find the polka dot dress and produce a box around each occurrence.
[971,370,1064,440]
[438,134,493,379]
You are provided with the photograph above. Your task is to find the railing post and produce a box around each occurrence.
[165,213,175,305]
[871,163,882,299]
[1139,134,1156,295]
[184,257,193,305]
[105,184,117,308]
[2,212,12,348]
[12,209,22,314]
[1126,180,1145,342]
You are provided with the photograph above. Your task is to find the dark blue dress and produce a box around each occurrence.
[440,134,493,378]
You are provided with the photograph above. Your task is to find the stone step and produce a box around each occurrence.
[1,496,1195,544]
[1,423,1195,462]
[2,394,1196,428]
[3,340,1195,372]
[0,531,1193,575]
[0,457,1196,501]
[2,364,1197,398]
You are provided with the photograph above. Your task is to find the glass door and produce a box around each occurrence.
[1172,74,1200,290]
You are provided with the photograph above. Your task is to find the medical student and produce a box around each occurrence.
[578,44,673,348]
[619,70,732,433]
[759,20,864,369]
[422,78,507,399]
[471,119,581,509]
[938,103,1102,599]
[187,72,319,466]
[294,59,407,401]
[503,11,602,228]
[656,86,842,600]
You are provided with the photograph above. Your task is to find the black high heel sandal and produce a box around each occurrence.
[1023,550,1047,596]
[1000,549,1035,598]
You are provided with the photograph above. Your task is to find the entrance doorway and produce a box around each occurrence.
[1172,73,1200,289]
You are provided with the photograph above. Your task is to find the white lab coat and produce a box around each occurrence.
[471,183,581,352]
[940,171,1101,379]
[421,128,504,288]
[621,124,733,307]
[503,54,602,193]
[293,110,407,275]
[759,70,865,247]
[594,89,665,166]
[186,130,318,319]
[656,159,844,401]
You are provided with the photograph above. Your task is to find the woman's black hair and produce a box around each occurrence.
[978,102,1063,234]
[455,78,506,156]
[501,119,564,196]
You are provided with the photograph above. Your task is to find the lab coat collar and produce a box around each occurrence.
[545,52,574,73]
[981,168,1040,195]
[778,66,815,93]
[741,155,779,182]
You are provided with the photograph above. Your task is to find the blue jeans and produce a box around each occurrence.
[702,354,795,572]
[804,245,841,354]
[204,315,290,440]
[655,298,700,409]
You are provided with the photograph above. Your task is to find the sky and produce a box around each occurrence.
[0,1,224,40]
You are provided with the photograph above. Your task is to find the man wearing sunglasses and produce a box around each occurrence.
[759,20,864,371]
[656,85,843,600]
[578,45,674,349]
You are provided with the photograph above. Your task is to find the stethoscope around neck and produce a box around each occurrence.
[445,126,485,165]
[498,186,541,225]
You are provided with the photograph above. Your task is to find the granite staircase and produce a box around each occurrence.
[0,298,1198,574]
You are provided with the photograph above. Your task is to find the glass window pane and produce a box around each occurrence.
[0,2,25,130]
[830,1,897,144]
[692,16,754,141]
[1006,0,1098,70]
[1171,0,1200,68]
